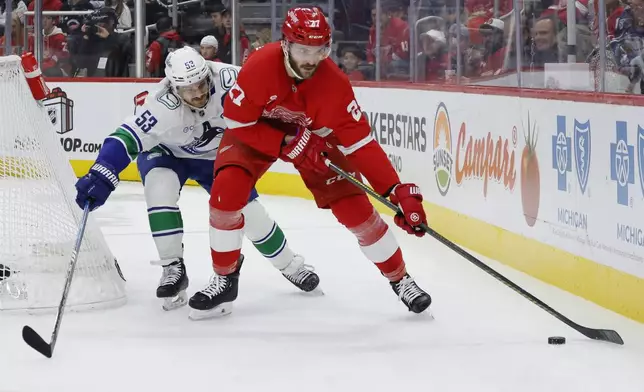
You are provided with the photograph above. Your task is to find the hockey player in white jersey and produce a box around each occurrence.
[75,47,320,317]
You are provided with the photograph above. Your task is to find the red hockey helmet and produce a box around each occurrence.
[282,7,331,47]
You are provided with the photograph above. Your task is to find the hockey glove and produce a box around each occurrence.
[280,128,330,176]
[75,161,120,211]
[389,183,427,237]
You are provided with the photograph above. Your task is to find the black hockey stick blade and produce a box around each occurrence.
[22,326,53,358]
[323,159,624,345]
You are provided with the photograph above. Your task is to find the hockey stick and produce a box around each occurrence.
[22,201,92,358]
[324,159,624,345]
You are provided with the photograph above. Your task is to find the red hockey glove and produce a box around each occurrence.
[280,128,330,176]
[389,183,427,237]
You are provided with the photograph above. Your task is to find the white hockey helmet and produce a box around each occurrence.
[164,46,212,109]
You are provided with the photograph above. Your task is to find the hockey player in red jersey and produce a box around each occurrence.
[187,6,432,320]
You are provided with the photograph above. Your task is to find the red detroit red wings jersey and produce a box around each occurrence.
[222,42,400,195]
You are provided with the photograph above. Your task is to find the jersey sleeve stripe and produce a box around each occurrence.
[109,129,140,160]
[337,134,375,155]
[119,123,144,151]
[158,143,175,156]
[223,116,257,129]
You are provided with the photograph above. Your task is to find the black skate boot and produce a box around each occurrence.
[188,255,244,320]
[280,255,321,293]
[390,274,432,314]
[152,258,189,311]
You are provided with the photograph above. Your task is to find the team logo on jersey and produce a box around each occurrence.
[220,68,239,90]
[179,121,225,155]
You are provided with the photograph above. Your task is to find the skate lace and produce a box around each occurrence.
[160,263,183,286]
[201,274,228,298]
[396,276,423,303]
[285,264,315,284]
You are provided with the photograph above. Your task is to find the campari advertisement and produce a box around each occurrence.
[354,88,644,279]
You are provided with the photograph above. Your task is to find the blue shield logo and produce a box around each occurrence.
[551,115,571,191]
[609,121,635,206]
[573,120,591,194]
[638,126,644,197]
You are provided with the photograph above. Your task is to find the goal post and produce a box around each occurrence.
[0,55,126,312]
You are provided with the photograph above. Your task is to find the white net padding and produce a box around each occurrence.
[0,55,126,312]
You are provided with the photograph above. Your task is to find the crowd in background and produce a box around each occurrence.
[0,0,643,92]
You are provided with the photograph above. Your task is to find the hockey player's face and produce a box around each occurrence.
[178,78,209,108]
[289,43,330,79]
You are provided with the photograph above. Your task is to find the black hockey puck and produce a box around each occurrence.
[548,336,566,345]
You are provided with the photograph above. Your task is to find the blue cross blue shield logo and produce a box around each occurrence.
[573,119,591,195]
[609,121,635,206]
[638,126,644,197]
[552,115,571,191]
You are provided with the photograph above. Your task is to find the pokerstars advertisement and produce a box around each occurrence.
[353,88,644,279]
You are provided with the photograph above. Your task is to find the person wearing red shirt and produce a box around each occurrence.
[187,6,432,320]
[366,2,410,78]
[145,17,183,77]
[26,0,62,26]
[27,15,69,76]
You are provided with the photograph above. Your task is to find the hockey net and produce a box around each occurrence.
[0,55,126,312]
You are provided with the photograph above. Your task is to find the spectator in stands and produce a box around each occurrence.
[417,29,448,82]
[145,17,183,77]
[61,0,95,36]
[530,16,560,66]
[600,0,625,39]
[465,0,512,44]
[0,12,24,55]
[208,6,250,65]
[615,0,644,38]
[1,0,27,36]
[200,35,219,61]
[340,45,367,80]
[208,3,227,42]
[73,7,128,76]
[26,0,62,26]
[479,18,508,75]
[27,15,69,76]
[447,23,472,76]
[367,0,411,79]
[104,0,132,29]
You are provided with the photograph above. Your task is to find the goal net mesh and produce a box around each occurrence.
[0,55,126,312]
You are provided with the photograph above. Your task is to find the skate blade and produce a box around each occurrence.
[161,291,188,311]
[301,286,325,296]
[188,302,233,321]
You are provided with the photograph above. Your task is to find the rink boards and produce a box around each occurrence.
[45,79,644,323]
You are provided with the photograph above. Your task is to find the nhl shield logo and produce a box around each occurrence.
[573,119,591,194]
[48,107,57,125]
[638,126,644,196]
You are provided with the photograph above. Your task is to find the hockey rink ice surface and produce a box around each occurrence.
[2,183,644,392]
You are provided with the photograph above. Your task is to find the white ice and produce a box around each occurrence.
[1,182,644,392]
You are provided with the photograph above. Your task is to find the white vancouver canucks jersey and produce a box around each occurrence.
[111,61,240,161]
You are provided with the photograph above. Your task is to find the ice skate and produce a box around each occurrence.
[151,258,189,311]
[390,274,432,314]
[280,255,322,294]
[188,255,244,320]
